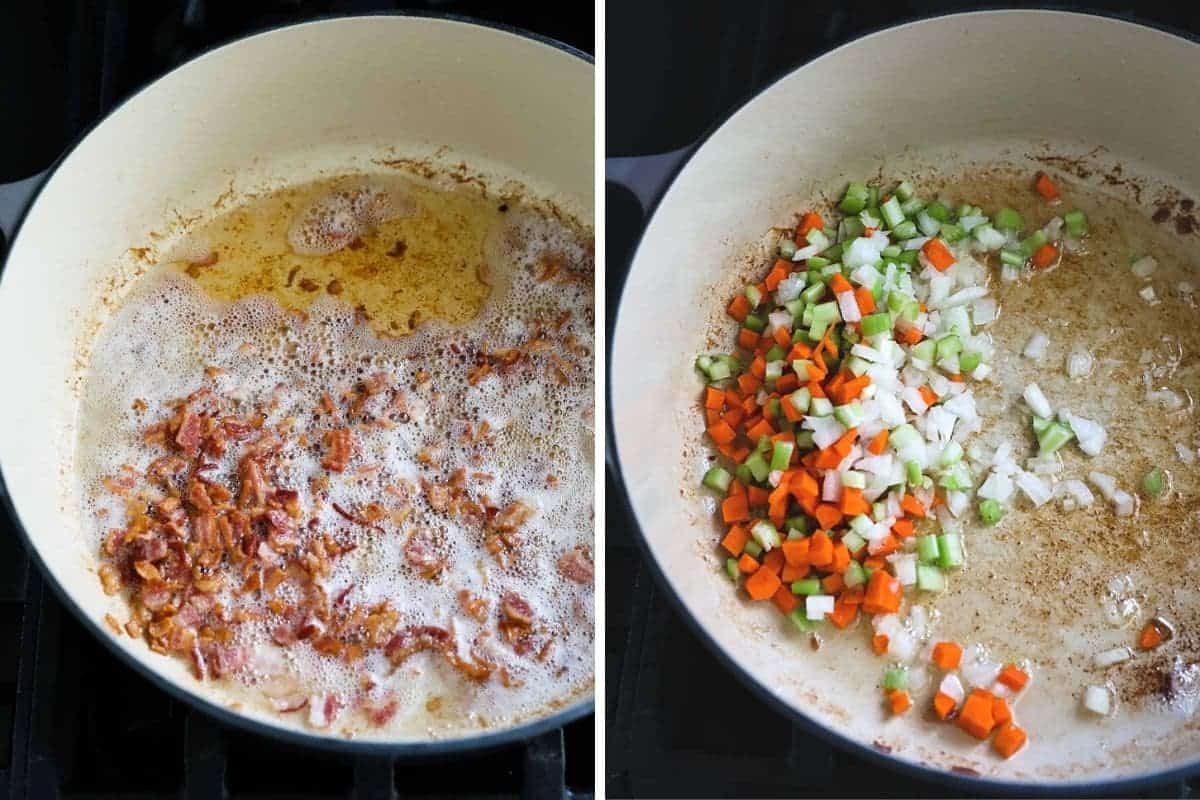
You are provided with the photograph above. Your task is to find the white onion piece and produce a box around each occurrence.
[1015,471,1052,507]
[971,298,998,326]
[1088,471,1119,500]
[1139,285,1158,304]
[1066,348,1094,378]
[1177,443,1196,465]
[806,595,835,621]
[1131,255,1158,278]
[1025,454,1062,475]
[888,553,918,586]
[1093,647,1132,669]
[1023,383,1053,419]
[804,415,847,450]
[767,310,793,334]
[1024,331,1049,359]
[1055,479,1095,509]
[939,674,965,704]
[1112,489,1135,518]
[837,291,862,323]
[1068,413,1107,457]
[776,274,806,303]
[1083,685,1113,716]
[977,473,1015,503]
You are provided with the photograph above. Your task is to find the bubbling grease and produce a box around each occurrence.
[76,182,594,738]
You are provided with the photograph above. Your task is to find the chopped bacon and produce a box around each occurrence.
[187,478,213,512]
[139,581,173,610]
[404,529,445,578]
[556,547,594,585]
[422,479,452,513]
[271,488,302,518]
[458,590,489,621]
[145,456,188,490]
[307,693,342,729]
[175,409,203,454]
[130,535,169,563]
[489,500,534,533]
[320,428,355,472]
[363,697,400,726]
[272,694,309,713]
[221,417,254,440]
[500,592,534,628]
[238,456,269,509]
[446,651,494,682]
[384,625,452,665]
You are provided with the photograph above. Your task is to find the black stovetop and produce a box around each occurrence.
[0,3,593,799]
[605,2,1200,797]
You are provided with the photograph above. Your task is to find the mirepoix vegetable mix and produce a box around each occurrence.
[695,171,1102,761]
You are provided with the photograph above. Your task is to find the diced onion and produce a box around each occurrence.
[1023,383,1053,419]
[1023,331,1049,360]
[1066,348,1093,378]
[1083,685,1112,715]
[1093,647,1132,669]
[1015,471,1052,507]
[806,595,835,621]
[1088,471,1119,501]
[1131,255,1158,278]
[1177,443,1196,465]
[939,674,965,704]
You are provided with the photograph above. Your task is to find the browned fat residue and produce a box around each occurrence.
[163,174,500,336]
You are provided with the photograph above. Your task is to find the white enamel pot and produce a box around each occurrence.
[610,9,1200,792]
[0,13,593,754]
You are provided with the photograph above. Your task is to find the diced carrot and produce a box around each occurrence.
[724,387,743,406]
[737,553,759,574]
[956,689,996,739]
[917,385,938,407]
[704,387,725,410]
[772,585,799,614]
[746,486,769,508]
[764,260,790,291]
[921,238,956,271]
[832,428,858,456]
[830,542,850,574]
[762,548,785,576]
[1034,170,1060,201]
[997,664,1029,691]
[828,273,853,296]
[727,479,745,497]
[824,370,846,398]
[947,372,965,383]
[705,408,721,426]
[797,211,824,239]
[896,325,924,345]
[862,569,901,614]
[931,641,962,670]
[790,471,819,500]
[781,562,809,582]
[933,691,956,720]
[749,355,766,378]
[737,373,761,395]
[745,565,782,600]
[813,504,843,531]
[821,572,844,594]
[992,723,1027,759]
[833,375,871,405]
[1032,242,1058,269]
[872,634,889,655]
[727,293,752,322]
[745,418,775,442]
[772,325,791,348]
[812,447,843,470]
[737,328,760,350]
[839,487,871,516]
[707,420,736,445]
[991,696,1013,726]
[768,497,787,528]
[723,407,744,427]
[899,494,926,518]
[780,538,810,567]
[827,597,858,628]
[854,286,876,315]
[862,556,886,571]
[775,373,799,394]
[888,689,912,715]
[807,379,826,398]
[720,525,750,556]
[808,530,833,567]
[866,430,889,455]
[930,492,945,509]
[840,585,864,605]
[721,495,749,524]
[891,518,914,538]
[1139,620,1166,650]
[868,534,899,557]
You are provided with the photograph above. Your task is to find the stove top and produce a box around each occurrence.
[605,2,1200,797]
[0,3,592,799]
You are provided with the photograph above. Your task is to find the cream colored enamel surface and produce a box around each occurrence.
[611,10,1200,785]
[0,16,591,744]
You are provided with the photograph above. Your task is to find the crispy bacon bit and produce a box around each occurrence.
[272,694,309,713]
[446,651,494,682]
[364,697,400,726]
[298,277,320,293]
[307,693,342,729]
[490,500,534,534]
[404,528,446,578]
[98,564,121,595]
[104,613,122,634]
[175,409,203,454]
[458,590,489,621]
[500,592,534,628]
[238,457,269,509]
[557,547,594,585]
[321,428,354,472]
[132,398,148,412]
[384,625,452,666]
[326,279,344,295]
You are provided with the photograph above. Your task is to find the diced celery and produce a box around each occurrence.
[939,440,963,466]
[810,397,834,417]
[926,201,951,222]
[1020,229,1048,257]
[979,498,1004,525]
[889,424,921,451]
[794,430,815,450]
[862,312,892,337]
[843,559,868,587]
[937,532,964,568]
[806,255,830,270]
[703,467,733,492]
[841,533,867,559]
[905,459,922,486]
[895,181,915,202]
[910,339,936,364]
[1037,421,1074,455]
[789,387,812,414]
[880,196,905,229]
[999,248,1025,267]
[743,540,763,558]
[801,281,826,304]
[940,222,966,243]
[744,313,766,332]
[958,351,982,373]
[840,182,870,214]
[779,238,798,259]
[1064,209,1089,238]
[791,577,822,595]
[935,334,962,360]
[1142,466,1167,498]
[916,535,940,564]
[841,470,866,489]
[744,452,769,482]
[771,441,795,472]
[916,564,945,592]
[786,515,810,536]
[788,608,813,631]
[891,220,918,240]
[751,520,782,551]
[993,207,1023,231]
[745,284,763,307]
[834,402,865,428]
[916,210,941,237]
[764,360,784,383]
[725,558,740,582]
[883,667,908,690]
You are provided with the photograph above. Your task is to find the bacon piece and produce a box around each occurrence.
[446,651,494,682]
[175,408,203,454]
[306,693,342,729]
[404,529,445,578]
[130,535,169,563]
[556,547,594,585]
[457,590,489,621]
[272,694,309,713]
[139,581,173,611]
[221,417,254,441]
[146,456,188,490]
[264,508,298,551]
[500,592,534,628]
[271,488,302,518]
[384,625,452,666]
[363,697,399,726]
[320,428,355,472]
[489,500,534,533]
[238,457,269,509]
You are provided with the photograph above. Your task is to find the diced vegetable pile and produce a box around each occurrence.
[696,172,1099,760]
